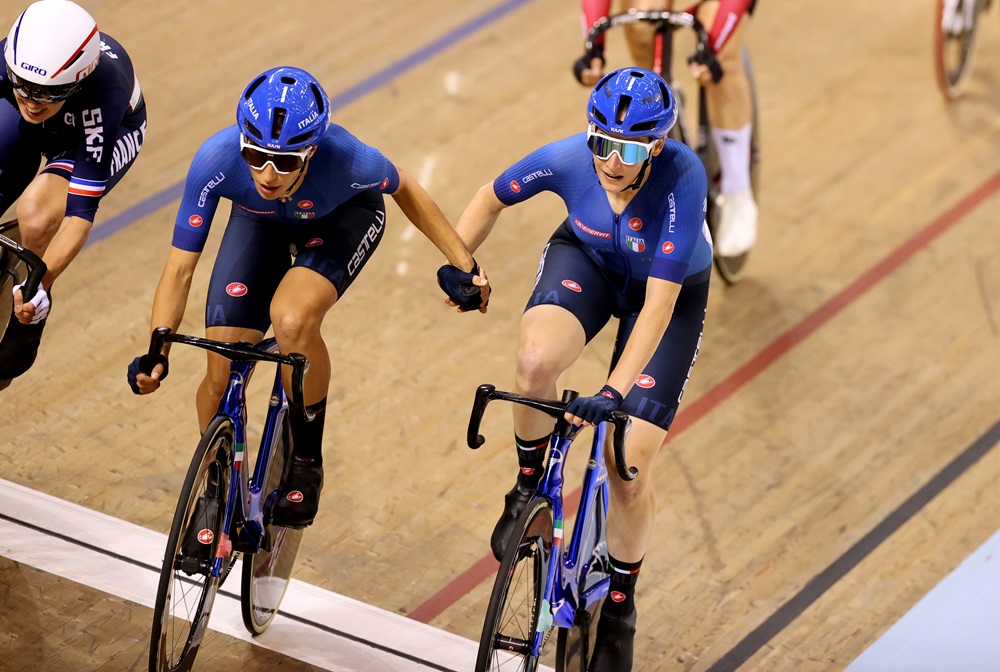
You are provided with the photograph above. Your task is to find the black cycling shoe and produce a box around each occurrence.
[180,492,221,575]
[490,483,534,561]
[270,457,324,529]
[588,608,637,672]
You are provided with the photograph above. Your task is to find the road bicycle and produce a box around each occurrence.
[467,384,635,672]
[146,326,310,671]
[582,8,762,285]
[934,0,995,99]
[0,219,47,390]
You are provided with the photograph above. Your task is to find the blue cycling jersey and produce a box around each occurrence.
[493,133,711,285]
[171,124,400,252]
[0,34,145,222]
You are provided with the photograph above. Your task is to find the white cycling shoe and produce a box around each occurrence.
[714,188,758,258]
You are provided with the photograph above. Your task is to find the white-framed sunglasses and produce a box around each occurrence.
[586,127,658,165]
[239,134,312,174]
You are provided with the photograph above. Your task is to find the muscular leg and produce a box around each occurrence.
[15,173,69,256]
[511,304,588,439]
[198,325,265,431]
[697,1,753,133]
[623,0,669,69]
[269,266,339,407]
[603,416,668,560]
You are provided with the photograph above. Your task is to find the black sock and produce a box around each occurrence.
[603,555,642,620]
[514,433,549,490]
[290,398,327,465]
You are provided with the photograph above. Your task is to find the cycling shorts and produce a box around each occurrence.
[205,191,386,332]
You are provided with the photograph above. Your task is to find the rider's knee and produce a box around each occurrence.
[514,347,560,392]
[15,191,62,247]
[271,308,317,346]
[608,470,653,508]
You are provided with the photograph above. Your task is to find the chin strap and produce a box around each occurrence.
[622,157,652,192]
[279,162,309,202]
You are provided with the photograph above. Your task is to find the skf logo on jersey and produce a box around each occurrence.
[197,529,214,545]
[628,217,643,231]
[305,238,323,248]
[636,374,656,389]
[380,178,390,190]
[188,215,203,227]
[610,591,626,603]
[226,282,248,297]
[293,211,315,219]
[297,200,314,209]
[510,180,521,193]
[561,279,582,293]
[625,236,645,253]
[662,241,675,254]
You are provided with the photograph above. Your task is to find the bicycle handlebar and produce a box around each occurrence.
[0,228,47,305]
[146,326,312,420]
[467,384,638,482]
[583,10,724,83]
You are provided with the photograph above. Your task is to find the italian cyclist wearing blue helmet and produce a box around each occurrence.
[128,66,489,530]
[452,68,710,670]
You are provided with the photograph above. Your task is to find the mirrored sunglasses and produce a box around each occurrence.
[6,65,80,104]
[586,128,658,166]
[239,134,311,174]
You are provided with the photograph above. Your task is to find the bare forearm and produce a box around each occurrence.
[41,215,92,285]
[606,280,679,395]
[393,169,474,271]
[455,183,505,252]
[150,248,200,352]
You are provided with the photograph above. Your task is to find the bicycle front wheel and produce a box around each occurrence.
[934,0,985,99]
[241,413,303,635]
[476,496,554,672]
[149,417,234,672]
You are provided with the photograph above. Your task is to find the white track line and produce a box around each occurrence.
[0,477,478,671]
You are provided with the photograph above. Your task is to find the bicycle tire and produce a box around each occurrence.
[934,0,984,100]
[702,46,761,285]
[241,412,304,635]
[149,416,234,672]
[476,496,554,672]
[0,221,21,346]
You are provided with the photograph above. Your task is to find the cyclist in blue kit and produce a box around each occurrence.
[452,68,709,671]
[1,0,146,380]
[128,66,489,529]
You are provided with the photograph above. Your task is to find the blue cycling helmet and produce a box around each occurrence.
[587,68,677,140]
[236,66,330,151]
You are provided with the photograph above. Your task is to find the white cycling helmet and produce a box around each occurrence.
[4,0,101,103]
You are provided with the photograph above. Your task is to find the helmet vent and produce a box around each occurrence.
[245,75,266,98]
[615,95,632,125]
[590,105,608,126]
[310,84,326,115]
[271,108,287,141]
[288,130,314,146]
[243,120,263,141]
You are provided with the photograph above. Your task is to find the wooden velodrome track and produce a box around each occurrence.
[2,0,1000,669]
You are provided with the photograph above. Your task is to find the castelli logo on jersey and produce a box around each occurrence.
[628,217,643,231]
[561,279,582,292]
[520,467,535,476]
[305,237,323,248]
[610,590,626,603]
[188,215,203,227]
[636,374,656,389]
[662,241,675,254]
[297,200,314,209]
[380,178,390,190]
[286,491,304,503]
[226,282,248,297]
[197,529,214,545]
[510,180,521,193]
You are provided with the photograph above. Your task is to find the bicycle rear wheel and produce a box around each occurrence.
[476,496,554,672]
[934,0,984,99]
[149,417,234,672]
[241,413,303,635]
[701,46,761,285]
